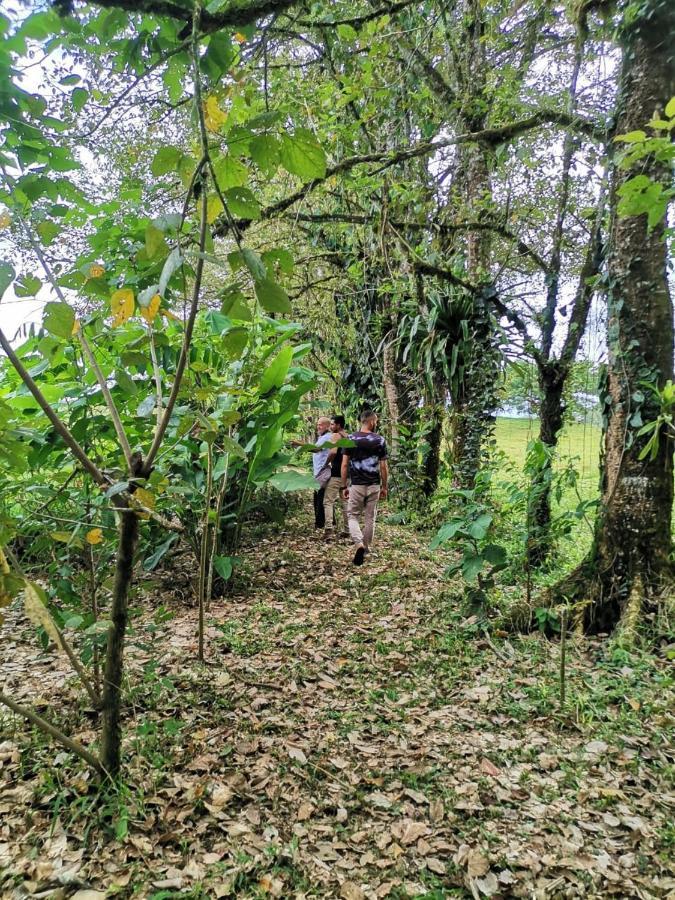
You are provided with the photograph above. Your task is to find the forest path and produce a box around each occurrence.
[0,510,673,898]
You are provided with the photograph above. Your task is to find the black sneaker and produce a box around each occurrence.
[353,546,365,566]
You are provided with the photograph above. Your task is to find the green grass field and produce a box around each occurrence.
[494,416,601,505]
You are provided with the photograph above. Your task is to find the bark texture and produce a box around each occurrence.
[576,0,674,632]
[100,503,139,776]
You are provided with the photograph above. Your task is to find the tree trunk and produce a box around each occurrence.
[382,335,401,457]
[560,0,674,634]
[421,403,444,497]
[527,361,567,565]
[100,502,139,777]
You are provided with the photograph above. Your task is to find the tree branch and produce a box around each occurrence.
[80,0,298,33]
[0,689,104,774]
[213,111,603,238]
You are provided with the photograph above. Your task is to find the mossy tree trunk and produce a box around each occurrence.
[573,0,674,633]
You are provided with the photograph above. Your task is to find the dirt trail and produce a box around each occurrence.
[0,513,673,898]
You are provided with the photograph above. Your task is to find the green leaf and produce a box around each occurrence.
[0,262,15,299]
[615,130,647,143]
[249,134,280,174]
[15,274,42,297]
[145,224,168,259]
[261,248,294,276]
[71,87,88,113]
[268,470,317,492]
[482,543,507,567]
[254,278,292,315]
[143,534,179,571]
[203,31,233,76]
[429,519,463,549]
[220,286,252,321]
[212,154,249,189]
[337,23,358,41]
[224,187,260,220]
[115,368,138,395]
[151,146,183,177]
[43,301,75,339]
[468,513,492,540]
[279,128,326,180]
[665,96,675,119]
[219,434,247,460]
[36,221,60,246]
[461,554,485,583]
[222,327,248,358]
[213,555,233,580]
[259,343,293,394]
[229,247,267,281]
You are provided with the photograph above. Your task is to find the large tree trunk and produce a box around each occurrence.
[562,0,674,634]
[100,502,139,777]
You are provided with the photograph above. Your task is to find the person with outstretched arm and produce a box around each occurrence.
[341,409,388,566]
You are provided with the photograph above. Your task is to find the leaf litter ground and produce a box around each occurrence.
[0,511,673,899]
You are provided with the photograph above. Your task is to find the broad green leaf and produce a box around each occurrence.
[222,327,248,358]
[213,555,233,580]
[143,534,178,571]
[212,154,248,189]
[15,274,42,297]
[262,248,294,276]
[468,513,492,540]
[665,96,675,119]
[259,344,293,394]
[71,87,88,112]
[279,128,326,180]
[268,470,317,492]
[145,224,168,259]
[43,301,75,339]
[151,146,183,176]
[0,262,15,299]
[615,130,647,143]
[115,368,138,395]
[254,278,292,315]
[430,520,463,550]
[203,31,233,76]
[36,221,59,245]
[206,194,224,224]
[229,247,266,280]
[220,286,252,321]
[461,554,485,583]
[249,134,280,174]
[224,187,260,220]
[219,434,247,460]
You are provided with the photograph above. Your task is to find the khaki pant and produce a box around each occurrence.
[323,477,348,532]
[347,483,381,548]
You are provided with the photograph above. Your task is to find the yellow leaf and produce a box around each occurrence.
[24,582,63,650]
[234,32,247,43]
[141,293,161,324]
[206,194,224,224]
[134,487,155,519]
[88,263,105,279]
[111,288,135,326]
[85,528,103,545]
[71,318,81,336]
[0,548,9,576]
[204,94,227,132]
[0,211,11,230]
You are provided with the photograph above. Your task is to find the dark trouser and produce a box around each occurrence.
[313,488,326,528]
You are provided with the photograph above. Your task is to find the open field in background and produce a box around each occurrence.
[493,416,602,505]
